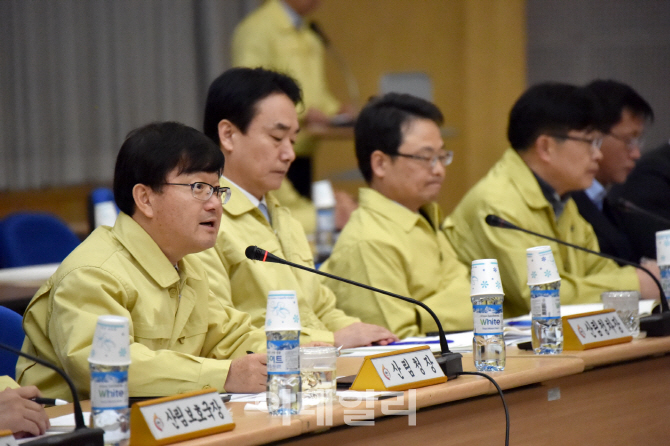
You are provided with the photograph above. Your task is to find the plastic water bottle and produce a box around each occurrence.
[312,180,336,263]
[90,364,130,446]
[530,280,563,354]
[266,330,301,415]
[660,265,670,298]
[471,294,506,371]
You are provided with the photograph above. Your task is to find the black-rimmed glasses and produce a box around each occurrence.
[393,151,454,168]
[163,182,232,204]
[548,134,603,153]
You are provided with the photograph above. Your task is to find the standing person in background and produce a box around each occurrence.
[320,93,473,338]
[232,0,357,236]
[198,67,397,348]
[572,79,654,263]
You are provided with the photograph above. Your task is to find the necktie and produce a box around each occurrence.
[258,202,271,224]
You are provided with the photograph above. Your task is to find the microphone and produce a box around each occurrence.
[485,214,670,337]
[611,197,670,227]
[0,342,104,445]
[244,246,463,379]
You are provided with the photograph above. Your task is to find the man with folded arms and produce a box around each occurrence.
[18,122,267,400]
[320,93,473,338]
[198,67,397,348]
[445,83,659,318]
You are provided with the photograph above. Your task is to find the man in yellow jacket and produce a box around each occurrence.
[320,93,473,338]
[18,122,267,400]
[232,0,357,235]
[198,67,397,348]
[445,83,660,318]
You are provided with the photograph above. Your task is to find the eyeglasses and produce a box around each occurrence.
[548,134,603,153]
[393,151,454,168]
[608,133,645,151]
[163,182,232,204]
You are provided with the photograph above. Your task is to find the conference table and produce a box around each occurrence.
[46,336,670,445]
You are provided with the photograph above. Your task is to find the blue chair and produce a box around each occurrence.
[0,306,24,380]
[0,212,81,268]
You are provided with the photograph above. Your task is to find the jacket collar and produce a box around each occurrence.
[503,148,553,211]
[112,212,201,287]
[358,188,442,232]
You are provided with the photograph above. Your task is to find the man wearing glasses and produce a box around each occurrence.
[320,93,473,337]
[445,83,659,318]
[572,80,654,263]
[18,122,268,399]
[198,67,397,348]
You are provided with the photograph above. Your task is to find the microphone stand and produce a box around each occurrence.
[245,246,463,378]
[485,215,670,337]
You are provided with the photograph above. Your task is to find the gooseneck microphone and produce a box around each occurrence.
[611,197,670,227]
[485,214,670,336]
[244,245,463,378]
[0,342,104,445]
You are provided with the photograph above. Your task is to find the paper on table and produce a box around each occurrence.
[340,331,473,357]
[42,412,91,432]
[243,391,403,412]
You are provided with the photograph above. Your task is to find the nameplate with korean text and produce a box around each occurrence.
[350,346,447,391]
[563,309,633,350]
[0,430,17,446]
[129,388,234,446]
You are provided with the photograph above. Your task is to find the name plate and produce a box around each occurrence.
[129,389,234,446]
[563,309,633,351]
[350,346,447,391]
[0,430,17,446]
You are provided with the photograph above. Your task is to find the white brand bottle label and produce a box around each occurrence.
[531,289,561,319]
[91,370,128,410]
[267,339,300,374]
[473,304,503,335]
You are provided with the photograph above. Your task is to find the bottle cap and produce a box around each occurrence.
[265,290,301,331]
[88,315,131,366]
[656,229,670,266]
[526,246,561,285]
[312,180,336,209]
[470,259,504,296]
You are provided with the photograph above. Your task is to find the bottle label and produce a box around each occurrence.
[531,289,561,319]
[660,266,670,296]
[90,370,128,410]
[267,339,300,374]
[472,304,503,335]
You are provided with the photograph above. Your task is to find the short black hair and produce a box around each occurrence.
[355,93,444,183]
[507,82,605,151]
[113,121,224,216]
[203,67,302,143]
[585,79,654,132]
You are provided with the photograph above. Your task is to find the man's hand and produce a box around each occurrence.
[224,354,267,393]
[637,258,662,300]
[0,386,50,438]
[334,322,399,349]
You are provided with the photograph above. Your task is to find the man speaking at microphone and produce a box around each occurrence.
[319,93,473,338]
[445,83,660,318]
[18,122,268,400]
[198,67,397,348]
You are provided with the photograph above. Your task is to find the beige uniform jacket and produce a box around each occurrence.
[321,188,473,338]
[17,213,266,401]
[445,148,639,318]
[197,180,359,345]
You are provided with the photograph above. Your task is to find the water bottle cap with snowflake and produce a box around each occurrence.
[655,230,670,266]
[470,259,505,296]
[266,290,301,331]
[526,246,561,285]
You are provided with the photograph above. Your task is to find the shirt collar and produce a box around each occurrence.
[532,172,571,219]
[584,179,607,211]
[359,188,442,232]
[223,176,268,209]
[280,0,303,29]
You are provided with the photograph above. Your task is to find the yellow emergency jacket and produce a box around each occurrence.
[445,148,639,318]
[17,213,265,400]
